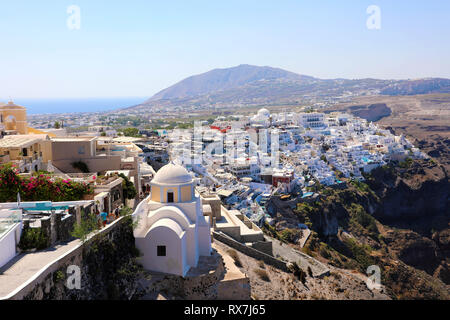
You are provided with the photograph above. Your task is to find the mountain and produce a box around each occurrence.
[380,78,450,95]
[127,65,450,111]
[147,64,315,101]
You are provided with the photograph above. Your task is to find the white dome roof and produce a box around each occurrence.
[257,108,270,117]
[152,162,193,185]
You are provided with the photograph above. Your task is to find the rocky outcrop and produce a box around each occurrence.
[383,229,440,274]
[366,161,449,234]
[349,103,392,122]
[137,248,251,300]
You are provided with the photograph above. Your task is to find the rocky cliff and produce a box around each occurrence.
[265,159,449,299]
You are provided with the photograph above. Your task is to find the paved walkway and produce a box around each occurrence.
[298,228,311,248]
[0,238,81,298]
[0,215,126,299]
[212,242,248,281]
[267,235,330,278]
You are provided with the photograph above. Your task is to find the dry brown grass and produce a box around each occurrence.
[226,249,242,267]
[254,268,270,282]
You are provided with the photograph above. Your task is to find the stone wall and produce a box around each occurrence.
[12,217,142,300]
[138,249,251,300]
[142,252,225,300]
[250,241,273,255]
[57,214,75,242]
[217,277,251,300]
[213,231,289,272]
[8,215,252,300]
[201,195,222,219]
[21,204,89,249]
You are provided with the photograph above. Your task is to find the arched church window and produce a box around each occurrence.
[167,191,174,203]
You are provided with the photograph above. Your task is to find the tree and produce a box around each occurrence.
[121,127,140,137]
[71,213,100,243]
[71,161,90,173]
[54,121,61,129]
[119,173,137,200]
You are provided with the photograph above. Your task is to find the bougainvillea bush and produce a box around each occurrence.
[0,164,93,202]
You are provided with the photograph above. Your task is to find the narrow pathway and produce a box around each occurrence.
[0,238,81,298]
[267,236,330,277]
[0,217,123,299]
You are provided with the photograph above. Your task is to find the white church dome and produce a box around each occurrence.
[257,108,270,117]
[152,162,193,185]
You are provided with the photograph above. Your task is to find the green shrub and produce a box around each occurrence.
[119,206,133,216]
[343,238,375,271]
[120,127,140,137]
[279,228,299,243]
[71,213,100,242]
[319,243,331,259]
[53,270,65,282]
[119,173,137,200]
[18,228,49,250]
[348,203,378,235]
[398,158,413,169]
[71,161,90,173]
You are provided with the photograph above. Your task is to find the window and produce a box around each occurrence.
[167,191,174,203]
[157,245,166,257]
[78,146,85,155]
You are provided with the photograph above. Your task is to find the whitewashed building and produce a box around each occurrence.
[133,162,212,277]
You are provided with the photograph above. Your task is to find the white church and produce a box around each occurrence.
[133,162,212,277]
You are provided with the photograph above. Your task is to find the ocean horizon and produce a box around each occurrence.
[6,97,148,115]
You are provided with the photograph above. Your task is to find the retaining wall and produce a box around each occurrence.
[3,216,140,300]
[213,231,289,272]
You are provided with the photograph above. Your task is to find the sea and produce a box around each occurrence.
[10,97,148,115]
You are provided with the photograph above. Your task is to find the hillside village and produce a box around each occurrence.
[0,100,443,300]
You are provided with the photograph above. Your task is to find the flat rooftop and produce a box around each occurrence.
[51,136,96,142]
[0,135,47,148]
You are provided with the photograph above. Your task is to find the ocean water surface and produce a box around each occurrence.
[9,97,147,115]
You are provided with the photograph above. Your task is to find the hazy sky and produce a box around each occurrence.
[1,0,449,99]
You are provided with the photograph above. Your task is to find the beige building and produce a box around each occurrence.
[49,137,122,173]
[0,101,28,135]
[0,134,50,173]
[47,137,142,194]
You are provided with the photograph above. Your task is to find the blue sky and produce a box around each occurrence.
[1,0,449,99]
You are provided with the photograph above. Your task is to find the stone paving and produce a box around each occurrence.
[267,235,330,278]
